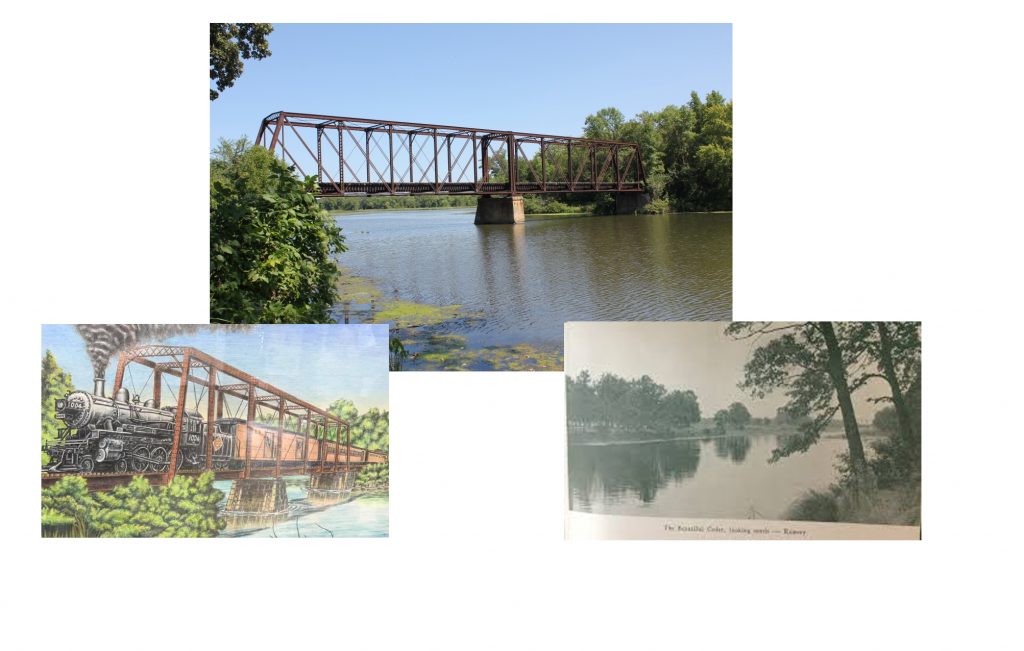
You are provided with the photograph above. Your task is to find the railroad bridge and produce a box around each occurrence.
[256,111,651,223]
[42,345,387,520]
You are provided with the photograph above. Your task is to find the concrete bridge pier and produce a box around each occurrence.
[221,478,290,528]
[475,195,525,225]
[308,471,354,505]
[615,192,652,215]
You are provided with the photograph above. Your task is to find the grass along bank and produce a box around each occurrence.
[332,266,561,371]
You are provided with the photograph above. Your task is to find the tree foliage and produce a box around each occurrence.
[567,371,700,435]
[210,138,347,323]
[727,402,752,429]
[41,474,225,537]
[582,91,732,211]
[41,350,73,465]
[727,322,870,472]
[210,23,272,100]
[325,399,389,451]
[355,463,388,489]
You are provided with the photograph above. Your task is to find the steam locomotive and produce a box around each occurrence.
[45,379,236,473]
[44,380,386,474]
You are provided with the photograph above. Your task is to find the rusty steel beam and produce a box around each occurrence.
[164,349,190,483]
[258,111,645,197]
[205,367,217,471]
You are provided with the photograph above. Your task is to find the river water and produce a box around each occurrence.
[568,433,865,520]
[331,209,731,357]
[214,478,388,538]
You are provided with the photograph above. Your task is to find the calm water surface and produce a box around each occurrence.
[332,209,731,348]
[569,433,862,520]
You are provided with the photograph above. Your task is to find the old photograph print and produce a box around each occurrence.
[565,322,921,530]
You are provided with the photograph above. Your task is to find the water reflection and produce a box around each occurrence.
[334,209,732,348]
[713,434,752,463]
[569,433,851,519]
[568,439,702,509]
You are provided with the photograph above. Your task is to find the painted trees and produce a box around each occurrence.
[41,473,225,538]
[41,350,73,466]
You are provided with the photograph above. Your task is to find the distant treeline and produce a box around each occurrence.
[567,371,701,432]
[319,195,477,212]
[318,90,731,216]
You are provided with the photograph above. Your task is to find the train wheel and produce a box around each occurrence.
[114,459,128,473]
[131,447,149,472]
[151,447,169,472]
[80,457,95,473]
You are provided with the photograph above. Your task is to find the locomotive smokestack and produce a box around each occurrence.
[93,378,105,397]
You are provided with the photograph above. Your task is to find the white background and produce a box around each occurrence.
[3,1,1023,649]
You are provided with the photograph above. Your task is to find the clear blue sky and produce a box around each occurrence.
[41,325,389,412]
[210,23,731,148]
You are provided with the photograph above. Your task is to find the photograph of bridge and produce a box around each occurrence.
[564,321,921,540]
[211,23,733,370]
[41,324,390,537]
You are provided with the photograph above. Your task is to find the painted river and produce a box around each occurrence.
[215,478,388,538]
[330,208,732,369]
[568,432,873,520]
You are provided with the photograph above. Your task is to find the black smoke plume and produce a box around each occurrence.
[74,325,251,378]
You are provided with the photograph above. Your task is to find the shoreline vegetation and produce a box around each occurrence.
[333,265,562,371]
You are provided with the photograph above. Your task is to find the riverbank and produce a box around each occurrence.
[332,264,562,371]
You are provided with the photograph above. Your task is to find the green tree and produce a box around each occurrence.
[351,408,389,451]
[42,473,225,537]
[41,350,74,465]
[210,23,273,100]
[210,138,347,323]
[583,107,626,140]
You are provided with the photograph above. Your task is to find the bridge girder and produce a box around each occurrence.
[256,111,646,197]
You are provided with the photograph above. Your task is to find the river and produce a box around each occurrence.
[568,432,869,520]
[330,208,731,369]
[215,478,388,538]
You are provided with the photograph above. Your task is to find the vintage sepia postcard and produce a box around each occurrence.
[41,324,389,538]
[564,321,921,540]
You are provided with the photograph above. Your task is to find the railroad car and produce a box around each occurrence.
[44,383,384,474]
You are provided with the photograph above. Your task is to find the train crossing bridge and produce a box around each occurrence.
[42,345,387,503]
[255,111,650,223]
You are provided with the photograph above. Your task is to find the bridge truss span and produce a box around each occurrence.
[256,111,646,197]
[42,345,387,489]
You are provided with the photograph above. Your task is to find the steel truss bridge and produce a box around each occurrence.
[41,345,387,490]
[256,111,646,197]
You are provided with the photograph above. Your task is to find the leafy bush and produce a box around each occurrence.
[355,463,389,489]
[642,198,671,214]
[785,489,840,522]
[41,473,225,537]
[210,138,347,323]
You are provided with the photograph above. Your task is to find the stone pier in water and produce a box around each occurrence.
[308,471,355,505]
[475,195,525,224]
[222,478,290,528]
[615,192,652,215]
